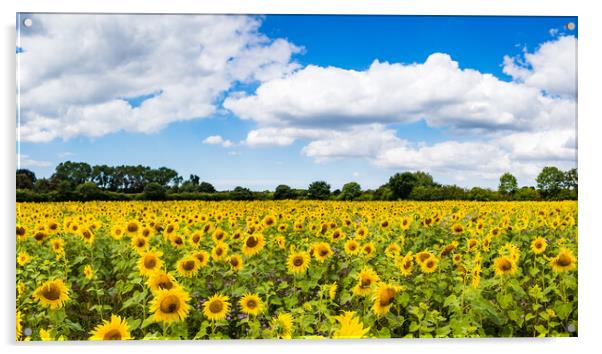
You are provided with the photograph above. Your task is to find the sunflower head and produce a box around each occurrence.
[531,237,547,255]
[33,279,70,309]
[271,313,294,339]
[243,234,265,256]
[344,239,360,255]
[312,242,333,262]
[493,256,518,277]
[353,267,380,297]
[203,293,231,321]
[420,257,439,274]
[147,271,179,294]
[287,251,311,274]
[550,248,577,273]
[139,251,164,276]
[150,287,190,323]
[89,314,132,340]
[239,293,263,316]
[228,254,244,271]
[332,311,370,338]
[176,256,201,278]
[83,265,94,280]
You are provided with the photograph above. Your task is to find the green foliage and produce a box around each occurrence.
[307,181,331,200]
[142,182,167,200]
[498,172,518,195]
[340,182,362,201]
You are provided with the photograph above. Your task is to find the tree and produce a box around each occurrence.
[198,182,216,193]
[514,186,541,201]
[52,161,92,187]
[189,174,200,186]
[307,181,331,200]
[563,168,578,193]
[340,182,362,201]
[231,186,253,200]
[413,171,437,187]
[143,182,167,200]
[16,169,36,189]
[498,172,518,196]
[274,184,294,200]
[536,166,565,199]
[389,172,418,200]
[77,182,103,201]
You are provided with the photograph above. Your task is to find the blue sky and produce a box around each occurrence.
[17,15,577,190]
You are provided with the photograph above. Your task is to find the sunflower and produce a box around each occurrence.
[467,238,479,252]
[147,271,179,294]
[452,253,462,264]
[50,238,65,254]
[328,282,338,300]
[89,314,132,340]
[452,223,464,235]
[263,214,276,227]
[125,220,140,237]
[287,251,311,274]
[493,256,518,277]
[344,239,360,255]
[471,264,481,289]
[271,313,294,339]
[385,242,400,258]
[140,226,153,238]
[211,242,229,261]
[415,251,434,265]
[33,279,70,309]
[80,228,95,245]
[110,225,124,240]
[330,228,346,243]
[228,254,244,271]
[353,267,380,297]
[16,225,27,240]
[150,287,190,323]
[138,251,164,276]
[39,328,52,341]
[193,250,210,268]
[355,226,369,239]
[372,283,400,317]
[362,242,376,257]
[189,231,203,247]
[440,241,458,257]
[312,242,333,262]
[550,248,577,273]
[203,293,231,321]
[16,310,22,340]
[530,237,547,255]
[275,235,286,249]
[397,252,414,276]
[242,234,265,256]
[176,255,201,278]
[400,216,412,231]
[239,293,264,316]
[131,236,149,254]
[170,234,185,249]
[17,251,30,266]
[420,256,439,273]
[212,228,227,243]
[332,311,370,338]
[84,265,94,280]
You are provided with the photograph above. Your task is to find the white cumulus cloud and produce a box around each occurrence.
[202,135,235,148]
[18,14,301,143]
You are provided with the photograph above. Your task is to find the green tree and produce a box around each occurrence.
[16,169,36,189]
[536,166,565,199]
[232,186,253,200]
[274,184,294,200]
[514,187,540,201]
[198,182,216,193]
[498,172,518,196]
[340,182,362,200]
[52,161,92,187]
[388,172,418,200]
[413,171,437,187]
[563,168,578,193]
[77,182,103,201]
[307,181,331,200]
[142,182,167,200]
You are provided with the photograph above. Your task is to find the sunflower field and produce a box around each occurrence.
[16,200,577,340]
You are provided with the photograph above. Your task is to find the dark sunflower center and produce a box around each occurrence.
[193,235,200,243]
[403,262,411,270]
[557,254,572,266]
[157,279,173,290]
[361,278,371,288]
[103,329,122,340]
[42,284,61,301]
[230,258,239,266]
[127,223,138,233]
[83,231,91,239]
[34,232,45,241]
[246,299,257,309]
[160,295,179,313]
[426,260,435,268]
[246,237,258,248]
[182,260,195,271]
[209,300,223,313]
[196,254,205,263]
[293,256,304,267]
[319,249,328,257]
[379,288,395,306]
[500,260,512,271]
[17,226,26,236]
[174,237,183,245]
[216,248,223,256]
[349,244,356,250]
[142,229,150,237]
[144,257,157,269]
[166,225,174,233]
[136,239,145,247]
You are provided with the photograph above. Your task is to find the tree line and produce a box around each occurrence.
[16,161,577,202]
